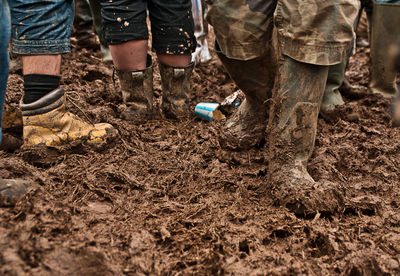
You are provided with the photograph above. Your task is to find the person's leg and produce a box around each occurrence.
[191,0,211,63]
[320,60,346,120]
[74,0,97,49]
[0,0,30,205]
[9,0,114,146]
[391,54,400,125]
[0,0,10,143]
[369,1,400,98]
[206,0,277,148]
[101,0,154,121]
[109,40,147,71]
[157,54,191,68]
[22,55,61,76]
[101,0,148,70]
[88,0,112,62]
[267,56,346,216]
[149,0,197,118]
[267,0,360,216]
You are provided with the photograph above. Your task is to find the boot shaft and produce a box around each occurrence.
[159,62,194,119]
[369,2,400,97]
[268,56,328,168]
[215,41,276,105]
[116,55,153,119]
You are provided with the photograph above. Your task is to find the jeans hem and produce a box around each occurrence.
[11,39,70,54]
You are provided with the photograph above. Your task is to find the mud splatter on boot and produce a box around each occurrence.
[267,56,345,216]
[20,88,115,146]
[116,55,153,121]
[159,62,194,119]
[215,35,276,149]
[320,61,346,121]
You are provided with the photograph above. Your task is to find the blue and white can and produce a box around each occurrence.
[194,102,224,120]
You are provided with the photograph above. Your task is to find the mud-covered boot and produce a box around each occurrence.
[20,88,114,146]
[369,2,400,98]
[0,178,30,207]
[320,61,346,120]
[159,62,194,119]
[116,55,153,121]
[267,56,345,216]
[215,39,277,149]
[2,103,22,130]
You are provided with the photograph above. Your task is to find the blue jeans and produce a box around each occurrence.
[0,0,10,144]
[9,0,74,54]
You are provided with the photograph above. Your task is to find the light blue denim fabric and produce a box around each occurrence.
[0,0,10,144]
[375,0,400,3]
[9,0,74,54]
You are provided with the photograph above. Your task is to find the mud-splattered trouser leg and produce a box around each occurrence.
[9,0,74,54]
[74,0,94,39]
[0,0,10,143]
[88,0,107,47]
[101,0,196,54]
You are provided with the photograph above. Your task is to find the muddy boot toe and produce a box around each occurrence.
[271,166,345,216]
[21,88,115,146]
[219,98,266,149]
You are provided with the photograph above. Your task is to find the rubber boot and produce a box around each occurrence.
[0,178,30,207]
[369,2,400,98]
[267,56,345,216]
[87,0,112,62]
[320,61,346,120]
[20,88,114,146]
[159,61,194,119]
[215,41,276,149]
[116,55,153,121]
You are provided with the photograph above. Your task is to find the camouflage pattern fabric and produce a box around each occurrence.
[206,0,360,65]
[205,0,275,60]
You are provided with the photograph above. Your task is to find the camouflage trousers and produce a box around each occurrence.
[206,0,360,65]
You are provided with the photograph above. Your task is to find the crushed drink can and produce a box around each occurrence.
[194,103,225,120]
[194,90,244,120]
[219,90,244,116]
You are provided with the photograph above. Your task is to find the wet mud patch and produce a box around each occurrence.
[1,39,400,275]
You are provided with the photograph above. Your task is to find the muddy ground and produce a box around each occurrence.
[1,35,400,275]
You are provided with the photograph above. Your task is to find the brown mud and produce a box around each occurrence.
[1,39,400,275]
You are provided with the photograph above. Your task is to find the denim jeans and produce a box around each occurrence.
[0,0,10,144]
[9,0,74,54]
[375,0,400,3]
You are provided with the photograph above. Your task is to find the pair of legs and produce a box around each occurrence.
[101,0,196,119]
[207,0,360,216]
[111,41,190,70]
[322,0,400,118]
